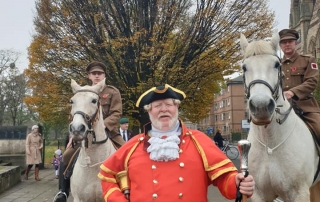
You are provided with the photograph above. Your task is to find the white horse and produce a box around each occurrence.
[69,78,116,202]
[240,32,320,202]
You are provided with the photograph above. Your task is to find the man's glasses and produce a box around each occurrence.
[90,72,105,76]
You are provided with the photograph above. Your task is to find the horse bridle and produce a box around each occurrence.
[70,89,109,147]
[243,55,292,124]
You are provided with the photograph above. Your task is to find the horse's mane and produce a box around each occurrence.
[244,40,276,59]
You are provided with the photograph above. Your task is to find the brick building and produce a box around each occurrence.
[198,75,248,137]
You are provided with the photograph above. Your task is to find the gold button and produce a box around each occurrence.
[286,78,289,80]
[139,137,144,141]
[152,193,158,199]
[298,73,300,75]
[182,140,185,144]
[152,165,156,169]
[179,177,183,182]
[287,70,289,72]
[286,86,289,88]
[179,162,185,167]
[179,193,183,198]
[179,149,183,153]
[153,179,158,184]
[186,132,189,135]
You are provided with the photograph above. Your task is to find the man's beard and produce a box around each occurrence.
[149,111,179,131]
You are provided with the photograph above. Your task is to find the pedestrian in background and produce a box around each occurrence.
[119,117,135,142]
[52,149,62,179]
[25,125,43,181]
[214,129,224,149]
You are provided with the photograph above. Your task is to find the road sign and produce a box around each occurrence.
[241,119,250,129]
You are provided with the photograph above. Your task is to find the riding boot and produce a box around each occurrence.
[54,162,70,202]
[35,167,41,181]
[24,167,30,180]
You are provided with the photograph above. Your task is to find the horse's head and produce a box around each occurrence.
[240,32,282,125]
[69,78,105,141]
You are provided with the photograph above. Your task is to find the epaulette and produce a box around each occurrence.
[301,54,312,58]
[105,85,119,91]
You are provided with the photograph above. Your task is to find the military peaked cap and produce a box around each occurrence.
[86,61,107,73]
[279,29,299,42]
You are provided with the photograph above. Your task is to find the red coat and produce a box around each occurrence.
[98,122,238,202]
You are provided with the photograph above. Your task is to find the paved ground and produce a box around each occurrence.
[0,164,244,202]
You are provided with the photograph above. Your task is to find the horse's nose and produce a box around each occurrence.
[249,96,275,115]
[69,122,86,135]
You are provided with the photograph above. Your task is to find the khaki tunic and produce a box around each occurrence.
[281,51,320,143]
[26,132,43,165]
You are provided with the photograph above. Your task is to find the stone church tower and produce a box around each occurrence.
[289,0,320,59]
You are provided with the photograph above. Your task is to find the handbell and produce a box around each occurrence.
[237,140,251,176]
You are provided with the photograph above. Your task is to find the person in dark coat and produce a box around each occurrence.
[119,118,135,142]
[214,129,224,149]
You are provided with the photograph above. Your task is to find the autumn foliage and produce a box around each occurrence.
[25,0,275,126]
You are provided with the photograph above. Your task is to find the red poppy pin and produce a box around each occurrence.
[291,67,297,71]
[311,63,318,70]
[102,94,108,98]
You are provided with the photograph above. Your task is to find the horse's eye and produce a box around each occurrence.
[92,99,98,104]
[275,61,280,69]
[242,64,247,72]
[69,99,73,104]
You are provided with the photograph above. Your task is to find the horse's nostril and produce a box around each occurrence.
[80,124,86,132]
[249,99,256,113]
[268,99,275,112]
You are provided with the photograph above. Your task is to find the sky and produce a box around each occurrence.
[0,0,290,73]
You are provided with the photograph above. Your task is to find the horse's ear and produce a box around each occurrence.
[93,78,106,94]
[71,79,81,93]
[240,33,249,55]
[269,30,280,53]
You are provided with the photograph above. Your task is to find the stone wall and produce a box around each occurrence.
[0,140,26,154]
[0,166,21,194]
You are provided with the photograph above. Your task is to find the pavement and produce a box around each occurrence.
[0,164,244,202]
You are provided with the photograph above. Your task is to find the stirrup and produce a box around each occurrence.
[53,191,67,202]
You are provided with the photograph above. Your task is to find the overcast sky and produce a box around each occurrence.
[0,0,290,72]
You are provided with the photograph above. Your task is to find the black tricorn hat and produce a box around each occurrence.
[136,84,186,108]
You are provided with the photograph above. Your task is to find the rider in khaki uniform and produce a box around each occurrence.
[279,29,320,145]
[53,61,125,202]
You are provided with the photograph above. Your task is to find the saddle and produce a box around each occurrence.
[63,147,81,179]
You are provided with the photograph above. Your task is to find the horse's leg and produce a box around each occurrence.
[310,181,320,202]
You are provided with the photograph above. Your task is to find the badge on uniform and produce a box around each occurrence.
[311,63,318,70]
[102,94,108,98]
[291,67,297,71]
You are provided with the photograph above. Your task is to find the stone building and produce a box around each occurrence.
[290,0,320,58]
